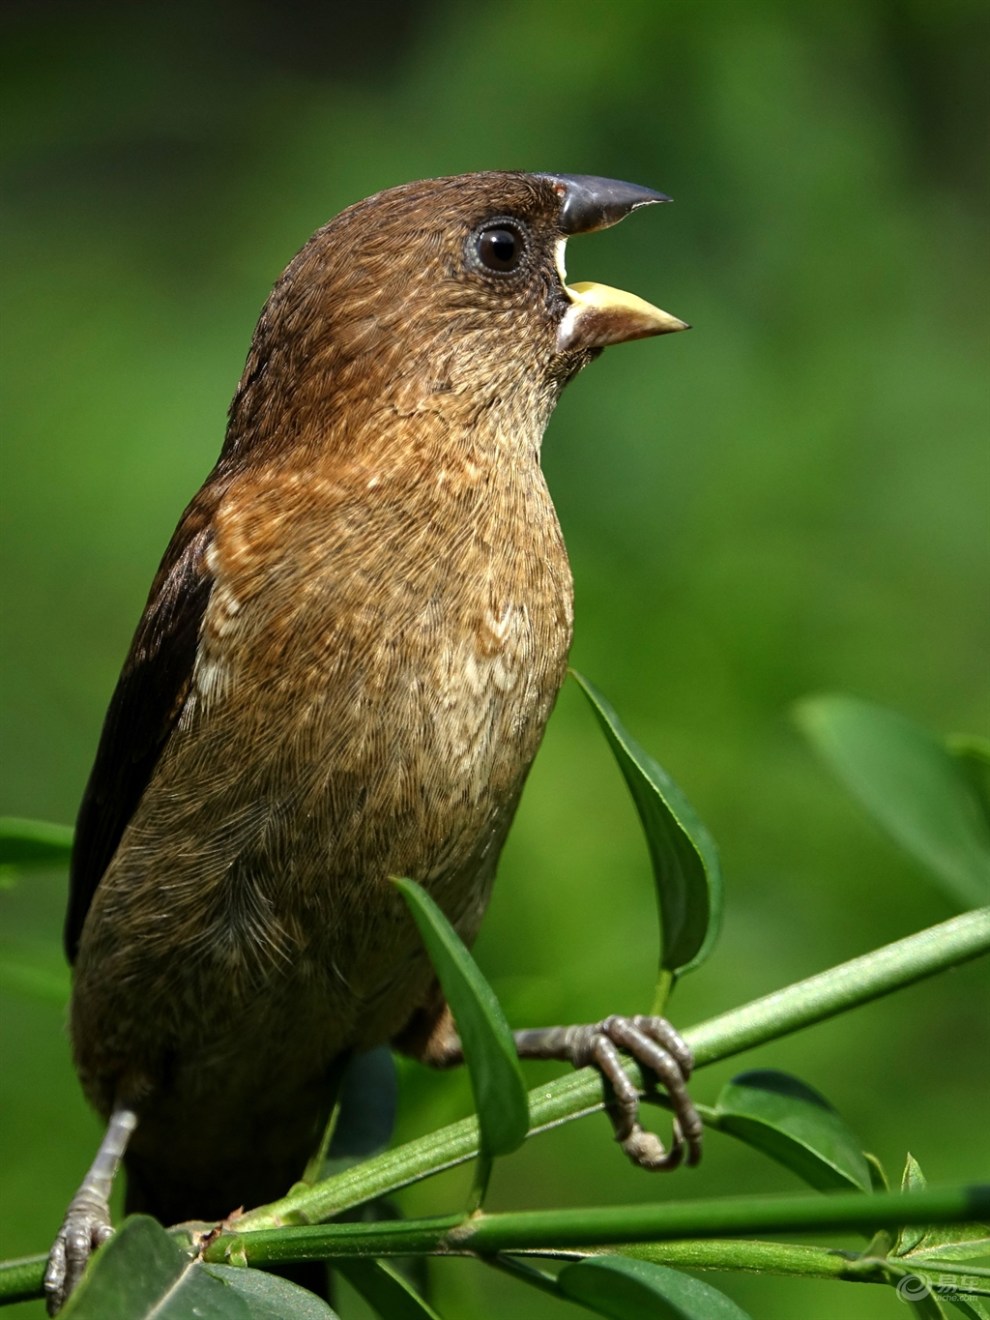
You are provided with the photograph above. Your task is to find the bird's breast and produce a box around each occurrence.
[71,454,574,1102]
[191,457,575,903]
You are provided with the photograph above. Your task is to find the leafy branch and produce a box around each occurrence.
[228,904,988,1231]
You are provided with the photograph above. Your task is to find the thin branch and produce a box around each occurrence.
[203,1185,990,1266]
[240,907,990,1229]
[3,909,986,1306]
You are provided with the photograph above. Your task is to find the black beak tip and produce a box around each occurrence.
[537,173,672,234]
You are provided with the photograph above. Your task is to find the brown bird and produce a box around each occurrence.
[45,171,700,1312]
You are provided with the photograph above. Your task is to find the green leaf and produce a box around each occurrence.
[947,1296,990,1320]
[895,1154,990,1266]
[713,1069,871,1193]
[864,1151,891,1193]
[204,1265,338,1318]
[60,1216,337,1317]
[908,1238,990,1263]
[393,877,528,1160]
[571,671,721,979]
[337,1259,442,1319]
[897,1278,953,1319]
[794,696,990,908]
[892,1269,990,1320]
[899,1154,934,1253]
[558,1256,752,1319]
[0,816,73,868]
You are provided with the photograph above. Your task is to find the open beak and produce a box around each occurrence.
[538,173,690,353]
[557,281,689,352]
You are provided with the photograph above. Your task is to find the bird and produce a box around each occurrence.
[44,170,701,1313]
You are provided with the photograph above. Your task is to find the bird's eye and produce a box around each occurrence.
[476,224,525,273]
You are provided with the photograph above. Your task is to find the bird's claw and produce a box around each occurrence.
[44,1191,113,1316]
[515,1013,702,1171]
[582,1013,701,1170]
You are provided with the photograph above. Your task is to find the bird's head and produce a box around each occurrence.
[224,171,687,464]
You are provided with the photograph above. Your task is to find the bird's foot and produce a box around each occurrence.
[513,1014,702,1170]
[45,1104,137,1314]
[44,1190,113,1316]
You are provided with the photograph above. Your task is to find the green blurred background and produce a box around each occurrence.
[2,2,987,1316]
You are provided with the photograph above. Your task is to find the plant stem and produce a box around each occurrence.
[687,905,990,1066]
[0,1258,44,1307]
[240,907,990,1229]
[4,909,985,1307]
[614,1238,879,1281]
[204,1185,990,1266]
[487,1253,563,1298]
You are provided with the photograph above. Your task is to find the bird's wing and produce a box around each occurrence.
[64,487,221,961]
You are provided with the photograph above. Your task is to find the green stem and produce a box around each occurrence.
[468,1153,493,1213]
[240,907,990,1229]
[209,1216,460,1265]
[204,1185,990,1266]
[6,1191,986,1307]
[0,1258,44,1307]
[457,1186,990,1252]
[651,967,675,1017]
[613,1238,880,1281]
[487,1253,562,1298]
[687,905,990,1066]
[4,909,986,1307]
[601,1241,990,1288]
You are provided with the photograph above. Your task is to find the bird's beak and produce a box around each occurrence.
[538,173,672,234]
[539,173,690,354]
[557,281,689,353]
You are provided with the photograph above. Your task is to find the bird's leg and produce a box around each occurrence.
[45,1103,138,1315]
[412,1007,701,1171]
[512,1017,702,1170]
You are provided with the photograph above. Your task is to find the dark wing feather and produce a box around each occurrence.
[65,488,221,961]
